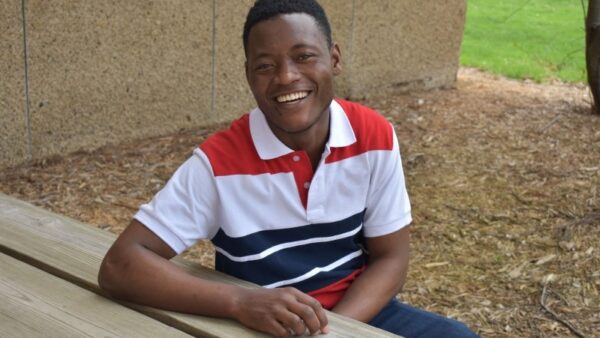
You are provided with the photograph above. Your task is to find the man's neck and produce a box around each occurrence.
[270,110,330,171]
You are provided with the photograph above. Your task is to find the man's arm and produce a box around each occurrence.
[98,219,329,337]
[330,226,410,322]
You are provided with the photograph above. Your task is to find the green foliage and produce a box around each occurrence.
[461,0,586,83]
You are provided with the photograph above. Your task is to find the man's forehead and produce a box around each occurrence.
[246,13,327,51]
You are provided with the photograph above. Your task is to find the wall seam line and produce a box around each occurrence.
[210,0,216,119]
[348,0,356,99]
[21,0,32,159]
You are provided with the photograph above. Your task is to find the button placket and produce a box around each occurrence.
[306,168,326,221]
[289,151,313,211]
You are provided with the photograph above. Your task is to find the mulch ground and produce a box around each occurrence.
[1,68,598,337]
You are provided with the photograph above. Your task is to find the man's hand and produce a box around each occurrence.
[99,220,329,337]
[231,287,329,337]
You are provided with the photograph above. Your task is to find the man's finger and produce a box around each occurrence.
[266,319,291,338]
[287,300,323,334]
[295,292,329,332]
[278,313,306,336]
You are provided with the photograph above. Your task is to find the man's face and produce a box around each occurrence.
[245,13,341,144]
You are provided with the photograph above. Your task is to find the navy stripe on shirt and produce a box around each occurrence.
[212,210,367,291]
[212,210,365,257]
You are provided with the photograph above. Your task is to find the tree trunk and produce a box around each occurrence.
[586,0,600,114]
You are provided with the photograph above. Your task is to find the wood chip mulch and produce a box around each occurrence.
[1,68,598,337]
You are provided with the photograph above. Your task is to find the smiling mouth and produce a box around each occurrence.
[275,91,309,103]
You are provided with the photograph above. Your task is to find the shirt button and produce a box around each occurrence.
[292,155,301,162]
[303,181,310,189]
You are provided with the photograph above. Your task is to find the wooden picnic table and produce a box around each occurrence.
[0,193,400,337]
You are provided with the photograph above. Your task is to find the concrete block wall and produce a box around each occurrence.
[1,0,29,166]
[1,0,466,169]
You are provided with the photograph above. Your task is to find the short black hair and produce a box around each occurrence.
[243,0,333,55]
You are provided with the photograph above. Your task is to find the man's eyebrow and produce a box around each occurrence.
[290,43,320,50]
[251,43,322,59]
[251,52,273,60]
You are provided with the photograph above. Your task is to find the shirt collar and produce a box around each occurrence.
[249,99,357,160]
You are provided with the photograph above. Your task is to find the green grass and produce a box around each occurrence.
[461,0,587,83]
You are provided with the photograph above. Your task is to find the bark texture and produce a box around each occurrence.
[586,0,600,114]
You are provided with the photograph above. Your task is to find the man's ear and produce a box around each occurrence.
[331,43,342,76]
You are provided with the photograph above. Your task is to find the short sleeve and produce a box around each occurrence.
[134,148,219,254]
[363,124,412,237]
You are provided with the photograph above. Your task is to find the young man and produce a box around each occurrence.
[98,1,479,337]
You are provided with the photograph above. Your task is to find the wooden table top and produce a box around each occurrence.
[0,252,192,337]
[0,193,399,337]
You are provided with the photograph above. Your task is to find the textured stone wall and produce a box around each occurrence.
[1,0,29,168]
[0,0,466,168]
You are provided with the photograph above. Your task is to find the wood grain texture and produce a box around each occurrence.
[0,252,192,337]
[0,193,399,337]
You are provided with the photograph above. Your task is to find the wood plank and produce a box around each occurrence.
[0,252,192,338]
[0,193,399,337]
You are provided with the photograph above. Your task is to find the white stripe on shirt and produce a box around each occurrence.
[262,249,364,289]
[214,224,363,263]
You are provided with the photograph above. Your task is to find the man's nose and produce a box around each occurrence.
[275,60,301,85]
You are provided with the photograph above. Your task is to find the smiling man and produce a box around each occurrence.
[98,1,478,337]
[244,9,338,170]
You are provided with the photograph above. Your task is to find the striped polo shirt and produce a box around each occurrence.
[135,98,412,308]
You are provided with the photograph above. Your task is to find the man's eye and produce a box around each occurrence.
[297,54,315,61]
[255,64,273,71]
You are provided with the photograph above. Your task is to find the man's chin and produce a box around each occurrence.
[275,123,314,135]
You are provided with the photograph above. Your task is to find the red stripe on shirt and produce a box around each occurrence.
[308,266,366,310]
[199,114,314,208]
[200,115,283,176]
[326,99,394,164]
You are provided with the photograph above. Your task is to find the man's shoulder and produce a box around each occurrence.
[334,98,387,124]
[201,114,252,149]
[334,98,394,151]
[198,114,260,175]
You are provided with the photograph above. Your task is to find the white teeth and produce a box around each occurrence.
[276,91,308,103]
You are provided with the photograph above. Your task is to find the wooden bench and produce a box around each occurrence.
[0,193,399,337]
